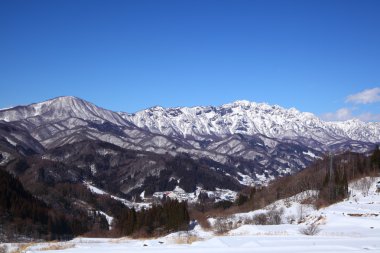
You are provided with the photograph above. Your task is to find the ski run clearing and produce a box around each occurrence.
[4,177,380,253]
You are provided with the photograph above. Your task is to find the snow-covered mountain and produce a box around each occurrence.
[123,100,380,145]
[2,96,378,146]
[0,96,378,193]
[0,96,128,126]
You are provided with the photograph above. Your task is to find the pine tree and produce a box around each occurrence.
[371,145,380,171]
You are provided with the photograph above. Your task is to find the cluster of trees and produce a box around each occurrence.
[0,164,192,240]
[115,199,190,237]
[246,148,380,210]
[318,156,349,205]
[371,145,380,170]
[0,169,88,241]
[193,147,380,218]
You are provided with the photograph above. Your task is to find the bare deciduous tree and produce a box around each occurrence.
[352,177,375,196]
[297,205,304,223]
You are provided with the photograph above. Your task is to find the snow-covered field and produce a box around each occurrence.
[5,177,380,253]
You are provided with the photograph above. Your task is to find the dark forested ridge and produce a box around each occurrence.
[0,166,190,240]
[0,169,88,241]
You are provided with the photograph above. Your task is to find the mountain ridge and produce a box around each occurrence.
[0,96,378,190]
[1,96,378,153]
[121,98,380,144]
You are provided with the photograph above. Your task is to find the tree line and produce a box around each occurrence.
[0,169,88,241]
[115,199,190,237]
[245,148,379,210]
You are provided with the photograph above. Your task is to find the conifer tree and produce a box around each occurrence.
[371,145,380,171]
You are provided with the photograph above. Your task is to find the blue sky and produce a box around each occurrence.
[0,0,380,120]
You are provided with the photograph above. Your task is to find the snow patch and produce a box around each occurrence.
[302,150,321,159]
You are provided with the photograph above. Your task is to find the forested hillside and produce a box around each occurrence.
[0,169,88,241]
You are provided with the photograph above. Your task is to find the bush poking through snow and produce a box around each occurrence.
[299,223,321,236]
[39,243,75,251]
[242,208,284,226]
[214,218,232,234]
[213,217,239,234]
[267,208,284,225]
[8,243,35,253]
[250,213,267,225]
[172,232,203,244]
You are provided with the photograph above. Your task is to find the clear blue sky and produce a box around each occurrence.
[1,0,380,120]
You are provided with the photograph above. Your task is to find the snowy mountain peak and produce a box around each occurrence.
[227,100,253,107]
[32,96,91,114]
[0,96,127,126]
[220,100,310,120]
[45,95,87,106]
[125,100,380,144]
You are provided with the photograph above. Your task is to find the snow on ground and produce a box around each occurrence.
[84,181,107,195]
[0,151,11,165]
[236,172,255,186]
[225,189,320,227]
[8,177,380,253]
[4,136,17,146]
[83,181,150,210]
[303,150,321,159]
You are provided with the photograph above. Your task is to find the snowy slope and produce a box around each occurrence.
[22,235,379,253]
[14,177,380,253]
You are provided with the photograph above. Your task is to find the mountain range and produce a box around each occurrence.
[0,96,379,199]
